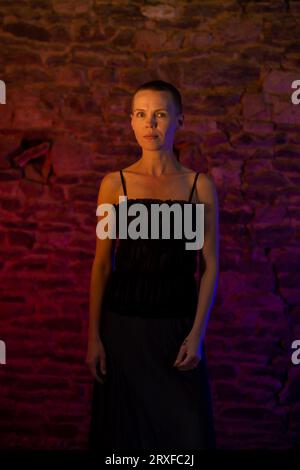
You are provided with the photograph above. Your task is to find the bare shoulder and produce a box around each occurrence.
[97,170,121,205]
[100,170,120,187]
[195,173,218,204]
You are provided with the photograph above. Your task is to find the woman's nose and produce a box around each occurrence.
[145,116,157,126]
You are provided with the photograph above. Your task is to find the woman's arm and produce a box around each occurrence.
[191,174,220,343]
[88,260,112,342]
[87,172,118,342]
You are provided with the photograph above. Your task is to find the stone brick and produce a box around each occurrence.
[3,22,51,41]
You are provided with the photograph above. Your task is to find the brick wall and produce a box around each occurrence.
[0,0,300,450]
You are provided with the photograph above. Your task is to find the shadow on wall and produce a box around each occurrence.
[6,137,54,184]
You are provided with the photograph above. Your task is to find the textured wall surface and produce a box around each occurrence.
[0,0,300,450]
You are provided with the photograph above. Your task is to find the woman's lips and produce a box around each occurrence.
[143,135,158,139]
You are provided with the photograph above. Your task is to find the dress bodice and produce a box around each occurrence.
[101,172,203,318]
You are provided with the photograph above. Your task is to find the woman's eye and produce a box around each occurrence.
[136,112,166,118]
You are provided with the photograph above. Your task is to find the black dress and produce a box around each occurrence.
[88,170,216,451]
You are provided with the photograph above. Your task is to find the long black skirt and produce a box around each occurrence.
[88,309,216,451]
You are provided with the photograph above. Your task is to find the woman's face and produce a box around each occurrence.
[130,89,183,152]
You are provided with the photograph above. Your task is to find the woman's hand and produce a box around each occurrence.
[173,330,203,371]
[86,336,107,384]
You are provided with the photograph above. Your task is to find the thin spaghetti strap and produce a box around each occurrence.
[120,169,127,197]
[188,172,199,202]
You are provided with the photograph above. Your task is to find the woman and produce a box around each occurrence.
[86,80,219,450]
